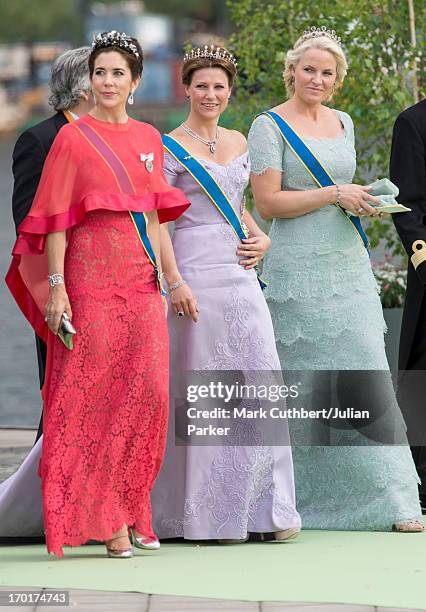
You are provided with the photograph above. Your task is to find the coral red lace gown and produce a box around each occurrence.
[6,114,189,556]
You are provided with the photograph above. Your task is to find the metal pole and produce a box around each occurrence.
[407,0,419,104]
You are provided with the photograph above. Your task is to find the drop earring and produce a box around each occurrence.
[128,91,134,105]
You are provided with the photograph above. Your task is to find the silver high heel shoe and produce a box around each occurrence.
[130,529,160,550]
[106,535,134,558]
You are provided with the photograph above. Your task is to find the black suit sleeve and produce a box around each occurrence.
[12,130,48,232]
[390,114,426,285]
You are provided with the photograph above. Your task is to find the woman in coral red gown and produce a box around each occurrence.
[6,32,189,557]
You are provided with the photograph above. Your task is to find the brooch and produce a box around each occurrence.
[140,152,154,173]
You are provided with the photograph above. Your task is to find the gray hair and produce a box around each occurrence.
[48,47,91,111]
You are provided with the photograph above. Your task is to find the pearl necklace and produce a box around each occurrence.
[181,123,219,154]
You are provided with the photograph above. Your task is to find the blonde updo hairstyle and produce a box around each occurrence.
[283,34,348,101]
[182,47,237,88]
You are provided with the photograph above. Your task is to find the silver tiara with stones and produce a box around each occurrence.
[300,26,342,46]
[92,31,140,58]
[184,45,237,68]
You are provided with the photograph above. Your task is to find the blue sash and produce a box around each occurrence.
[74,120,165,295]
[131,212,155,265]
[162,134,267,290]
[260,111,370,253]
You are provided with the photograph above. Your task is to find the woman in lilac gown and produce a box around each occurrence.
[151,46,301,542]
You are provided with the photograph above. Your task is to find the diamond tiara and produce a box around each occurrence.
[300,26,342,46]
[184,45,237,68]
[92,30,140,58]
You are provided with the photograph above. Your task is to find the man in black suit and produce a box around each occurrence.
[390,99,426,509]
[12,46,93,441]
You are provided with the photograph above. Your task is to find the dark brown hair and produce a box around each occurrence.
[182,52,237,87]
[89,36,143,80]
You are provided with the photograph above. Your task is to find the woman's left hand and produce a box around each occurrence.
[237,235,271,270]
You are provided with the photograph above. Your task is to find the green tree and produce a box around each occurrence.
[0,0,81,43]
[227,0,426,255]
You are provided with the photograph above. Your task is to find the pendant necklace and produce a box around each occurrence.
[181,123,219,154]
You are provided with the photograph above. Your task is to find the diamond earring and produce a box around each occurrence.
[128,91,134,105]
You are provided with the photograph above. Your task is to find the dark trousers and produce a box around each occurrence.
[34,334,47,444]
[398,298,426,503]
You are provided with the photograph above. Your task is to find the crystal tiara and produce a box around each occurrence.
[300,26,342,46]
[183,45,237,68]
[92,31,140,58]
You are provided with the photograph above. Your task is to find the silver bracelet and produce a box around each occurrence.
[48,273,64,287]
[334,184,341,207]
[168,279,186,292]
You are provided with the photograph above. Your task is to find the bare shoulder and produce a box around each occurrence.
[229,128,246,146]
[221,128,247,155]
[270,102,291,117]
[167,126,185,139]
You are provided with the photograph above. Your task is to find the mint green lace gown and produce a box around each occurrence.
[248,111,422,530]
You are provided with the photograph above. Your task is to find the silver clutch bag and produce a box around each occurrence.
[58,312,76,350]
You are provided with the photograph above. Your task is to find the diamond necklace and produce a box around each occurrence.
[181,123,219,154]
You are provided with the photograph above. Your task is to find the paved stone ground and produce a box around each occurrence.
[0,589,422,612]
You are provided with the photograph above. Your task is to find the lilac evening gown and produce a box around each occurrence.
[151,151,301,539]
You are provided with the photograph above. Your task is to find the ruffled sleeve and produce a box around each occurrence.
[16,125,82,254]
[5,119,190,341]
[248,115,285,175]
[5,125,84,341]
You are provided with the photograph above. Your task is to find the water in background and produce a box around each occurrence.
[0,139,40,428]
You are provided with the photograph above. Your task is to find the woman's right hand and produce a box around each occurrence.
[44,285,73,335]
[337,184,381,217]
[170,283,199,322]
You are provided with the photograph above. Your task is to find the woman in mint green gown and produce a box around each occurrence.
[248,28,423,531]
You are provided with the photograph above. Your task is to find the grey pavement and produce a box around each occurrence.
[0,589,423,612]
[0,428,34,481]
[0,139,41,429]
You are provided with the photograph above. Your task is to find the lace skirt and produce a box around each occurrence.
[152,223,301,539]
[40,211,168,556]
[263,215,422,530]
